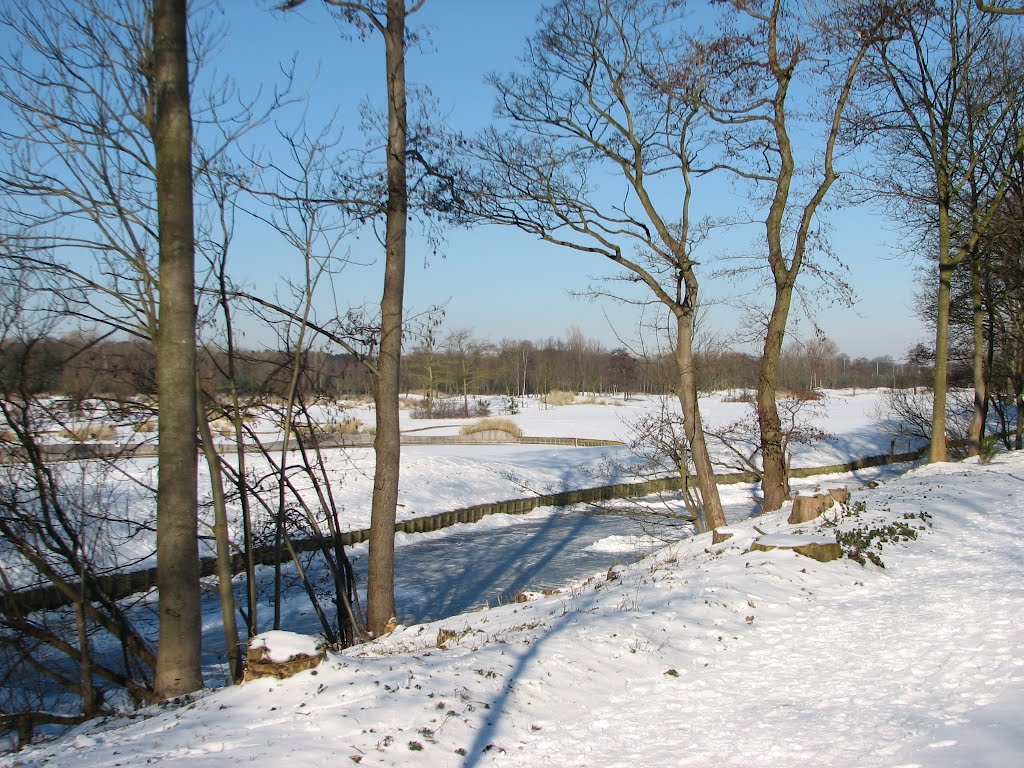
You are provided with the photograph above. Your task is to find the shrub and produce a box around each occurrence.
[722,389,755,403]
[411,397,490,420]
[778,388,823,401]
[459,417,523,438]
[977,434,1001,465]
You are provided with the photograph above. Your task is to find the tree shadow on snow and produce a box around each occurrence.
[393,511,598,624]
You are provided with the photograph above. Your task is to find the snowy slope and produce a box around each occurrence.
[7,451,1022,767]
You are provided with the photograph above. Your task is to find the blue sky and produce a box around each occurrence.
[2,1,926,360]
[225,1,926,360]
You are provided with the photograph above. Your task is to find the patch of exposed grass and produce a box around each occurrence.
[61,423,116,442]
[459,417,523,438]
[133,419,157,435]
[545,390,577,406]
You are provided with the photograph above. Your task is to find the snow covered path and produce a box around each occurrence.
[491,461,1024,768]
[5,454,1023,767]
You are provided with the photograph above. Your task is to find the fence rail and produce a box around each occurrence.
[0,433,624,465]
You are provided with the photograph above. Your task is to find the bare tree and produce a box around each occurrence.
[277,0,426,635]
[0,0,295,689]
[465,0,727,530]
[974,0,1024,15]
[0,257,157,746]
[691,0,886,510]
[857,0,1024,461]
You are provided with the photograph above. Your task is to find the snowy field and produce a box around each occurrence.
[5,446,1023,766]
[5,389,922,589]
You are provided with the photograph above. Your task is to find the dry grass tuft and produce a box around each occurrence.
[210,417,235,438]
[545,390,577,406]
[459,417,523,438]
[323,418,362,435]
[292,417,363,438]
[61,423,116,442]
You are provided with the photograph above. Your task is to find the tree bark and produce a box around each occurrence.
[152,0,203,698]
[196,384,242,682]
[930,205,954,463]
[968,258,988,455]
[674,313,726,531]
[757,279,796,511]
[366,0,408,636]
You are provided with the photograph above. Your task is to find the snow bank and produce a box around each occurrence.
[8,451,1024,767]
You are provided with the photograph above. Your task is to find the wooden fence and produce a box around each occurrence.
[0,433,624,465]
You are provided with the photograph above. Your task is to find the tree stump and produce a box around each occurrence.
[749,534,843,563]
[828,487,851,505]
[243,631,325,682]
[712,529,734,545]
[788,493,835,524]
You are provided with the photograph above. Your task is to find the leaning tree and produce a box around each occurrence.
[467,0,729,530]
[689,0,890,510]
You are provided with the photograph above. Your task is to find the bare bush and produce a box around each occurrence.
[722,390,755,403]
[411,397,491,420]
[705,393,831,489]
[872,388,973,456]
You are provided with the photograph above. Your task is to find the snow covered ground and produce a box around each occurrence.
[6,389,919,589]
[6,448,1023,767]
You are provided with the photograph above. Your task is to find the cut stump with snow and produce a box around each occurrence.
[749,534,843,563]
[712,529,735,545]
[829,487,851,505]
[243,631,325,682]
[788,493,835,524]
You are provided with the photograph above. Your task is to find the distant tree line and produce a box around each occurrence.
[0,330,934,403]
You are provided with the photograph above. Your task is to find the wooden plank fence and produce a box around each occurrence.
[0,433,624,465]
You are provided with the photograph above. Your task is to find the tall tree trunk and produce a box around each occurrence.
[1014,338,1024,450]
[674,313,726,531]
[930,206,954,463]
[968,259,988,455]
[366,0,408,636]
[152,0,202,698]
[757,282,795,511]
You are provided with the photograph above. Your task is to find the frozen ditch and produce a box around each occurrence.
[383,507,690,624]
[253,504,692,647]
